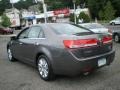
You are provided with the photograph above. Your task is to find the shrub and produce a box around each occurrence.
[78,12,90,23]
[99,1,116,21]
[69,13,78,24]
[1,14,11,27]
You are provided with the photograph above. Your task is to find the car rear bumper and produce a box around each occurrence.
[53,50,115,76]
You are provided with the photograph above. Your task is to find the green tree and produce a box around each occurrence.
[78,12,90,23]
[0,0,11,15]
[49,2,65,10]
[69,13,75,22]
[86,0,107,18]
[0,0,120,19]
[69,13,78,23]
[109,0,120,16]
[14,0,34,9]
[1,14,11,27]
[98,10,104,20]
[103,1,116,20]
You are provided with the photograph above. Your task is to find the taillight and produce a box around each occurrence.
[102,35,112,44]
[63,39,98,48]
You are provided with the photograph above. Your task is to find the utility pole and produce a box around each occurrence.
[36,0,47,23]
[73,0,76,24]
[10,0,15,18]
[43,1,47,23]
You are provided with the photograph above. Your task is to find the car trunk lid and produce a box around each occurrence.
[63,33,113,58]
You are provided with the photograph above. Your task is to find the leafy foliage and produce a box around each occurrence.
[103,1,116,20]
[0,0,120,20]
[69,13,78,23]
[69,13,75,22]
[1,14,11,27]
[86,0,107,18]
[14,0,33,9]
[78,12,90,23]
[98,1,116,21]
[0,0,11,15]
[98,10,104,20]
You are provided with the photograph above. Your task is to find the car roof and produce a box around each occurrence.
[79,23,100,25]
[32,23,71,26]
[30,23,82,29]
[33,23,91,29]
[30,23,92,34]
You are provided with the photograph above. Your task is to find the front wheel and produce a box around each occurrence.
[37,55,55,81]
[111,22,115,25]
[7,48,16,61]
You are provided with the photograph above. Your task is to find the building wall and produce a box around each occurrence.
[6,12,20,27]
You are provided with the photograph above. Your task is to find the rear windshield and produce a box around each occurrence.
[84,24,104,29]
[49,24,91,35]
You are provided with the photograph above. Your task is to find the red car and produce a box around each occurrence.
[0,27,13,34]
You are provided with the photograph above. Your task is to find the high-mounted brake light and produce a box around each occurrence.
[63,39,98,48]
[102,35,112,44]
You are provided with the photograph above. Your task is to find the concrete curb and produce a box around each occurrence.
[0,34,16,38]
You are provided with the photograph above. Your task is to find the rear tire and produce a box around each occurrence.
[37,55,55,81]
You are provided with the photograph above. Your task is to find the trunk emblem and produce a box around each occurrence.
[98,38,103,46]
[98,37,102,41]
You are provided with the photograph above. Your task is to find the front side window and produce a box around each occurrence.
[18,28,30,39]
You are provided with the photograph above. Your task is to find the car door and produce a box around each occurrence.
[12,27,30,61]
[18,26,44,63]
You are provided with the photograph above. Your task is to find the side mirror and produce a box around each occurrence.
[11,36,17,40]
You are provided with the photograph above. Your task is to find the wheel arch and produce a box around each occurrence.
[35,48,53,67]
[35,52,45,66]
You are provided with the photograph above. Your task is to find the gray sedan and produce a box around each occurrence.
[110,17,120,25]
[78,23,112,35]
[7,23,115,81]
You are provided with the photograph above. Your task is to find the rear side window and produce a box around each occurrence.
[49,24,91,35]
[28,26,43,38]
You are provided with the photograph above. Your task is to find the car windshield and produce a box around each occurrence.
[83,23,104,29]
[49,24,91,35]
[115,17,120,20]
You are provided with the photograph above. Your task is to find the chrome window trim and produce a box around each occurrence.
[27,38,46,40]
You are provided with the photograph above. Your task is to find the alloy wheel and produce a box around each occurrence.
[8,49,12,61]
[38,58,49,78]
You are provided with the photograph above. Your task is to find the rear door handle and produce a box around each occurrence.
[34,42,39,45]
